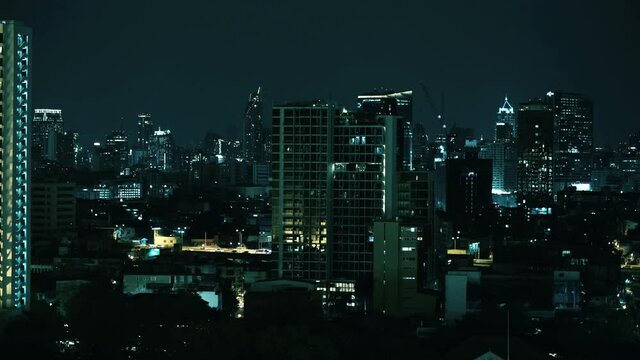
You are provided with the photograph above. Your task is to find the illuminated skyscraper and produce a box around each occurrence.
[480,96,517,194]
[496,95,516,141]
[243,87,264,162]
[33,109,63,162]
[0,20,31,309]
[548,91,594,191]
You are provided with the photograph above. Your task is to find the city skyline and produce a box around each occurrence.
[2,2,640,357]
[1,0,638,145]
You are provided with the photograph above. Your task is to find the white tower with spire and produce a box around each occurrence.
[496,95,516,141]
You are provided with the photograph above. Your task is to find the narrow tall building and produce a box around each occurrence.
[331,113,392,282]
[480,96,518,194]
[517,98,554,212]
[243,87,264,163]
[549,91,594,192]
[0,20,31,309]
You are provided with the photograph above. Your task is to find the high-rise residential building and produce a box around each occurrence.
[517,98,554,212]
[331,113,392,282]
[0,20,31,309]
[357,89,413,170]
[272,101,399,284]
[136,113,153,148]
[496,96,516,141]
[243,87,264,163]
[149,128,176,171]
[272,101,333,281]
[33,109,64,162]
[549,91,594,192]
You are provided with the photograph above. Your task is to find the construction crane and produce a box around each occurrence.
[419,82,446,134]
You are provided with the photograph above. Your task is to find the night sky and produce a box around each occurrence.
[2,0,639,146]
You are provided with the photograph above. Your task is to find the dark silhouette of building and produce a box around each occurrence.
[445,151,492,232]
[517,98,554,212]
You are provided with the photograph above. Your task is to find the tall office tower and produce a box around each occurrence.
[356,89,413,170]
[149,128,176,171]
[548,91,594,192]
[496,95,516,141]
[136,113,153,148]
[33,109,64,162]
[517,99,554,212]
[105,130,130,172]
[243,87,264,162]
[272,101,333,280]
[0,20,31,309]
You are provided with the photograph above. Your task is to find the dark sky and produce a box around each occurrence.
[3,0,639,146]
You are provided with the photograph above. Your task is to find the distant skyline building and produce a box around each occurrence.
[481,96,518,194]
[496,95,516,141]
[242,87,264,163]
[149,128,176,171]
[136,113,153,148]
[33,108,64,162]
[0,20,32,309]
[517,98,554,212]
[105,129,130,173]
[549,91,594,192]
